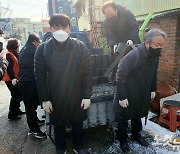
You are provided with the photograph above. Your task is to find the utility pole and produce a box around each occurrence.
[89,0,100,48]
[0,2,12,35]
[89,0,94,22]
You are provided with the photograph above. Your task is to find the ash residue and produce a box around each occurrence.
[91,83,115,102]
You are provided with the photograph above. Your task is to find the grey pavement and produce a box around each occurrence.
[0,82,56,154]
[1,82,180,154]
[0,82,114,154]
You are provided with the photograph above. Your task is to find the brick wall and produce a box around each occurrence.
[140,14,180,91]
[88,22,103,48]
[88,12,180,91]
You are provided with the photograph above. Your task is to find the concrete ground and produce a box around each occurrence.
[0,82,179,154]
[0,82,114,154]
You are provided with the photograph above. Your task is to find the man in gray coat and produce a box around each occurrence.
[114,29,167,153]
[35,14,92,154]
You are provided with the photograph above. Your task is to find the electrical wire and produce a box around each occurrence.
[5,0,43,6]
[1,0,48,19]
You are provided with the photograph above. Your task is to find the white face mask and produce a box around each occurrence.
[52,30,69,42]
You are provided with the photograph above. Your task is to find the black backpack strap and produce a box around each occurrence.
[77,40,82,55]
[43,38,53,61]
[43,38,52,57]
[71,38,82,55]
[43,42,47,58]
[75,39,84,71]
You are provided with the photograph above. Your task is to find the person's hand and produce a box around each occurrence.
[126,40,133,45]
[12,78,18,86]
[81,99,91,110]
[113,44,118,54]
[151,92,156,100]
[119,98,129,108]
[42,101,53,113]
[0,50,6,59]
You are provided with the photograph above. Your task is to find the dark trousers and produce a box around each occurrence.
[54,122,83,151]
[19,81,40,132]
[117,116,142,143]
[5,81,22,115]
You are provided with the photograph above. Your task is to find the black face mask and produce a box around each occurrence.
[148,46,162,57]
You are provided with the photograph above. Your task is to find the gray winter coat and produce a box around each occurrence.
[113,43,158,119]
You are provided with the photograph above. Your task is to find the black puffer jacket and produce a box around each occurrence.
[113,43,158,119]
[35,38,92,126]
[19,43,37,81]
[103,5,140,47]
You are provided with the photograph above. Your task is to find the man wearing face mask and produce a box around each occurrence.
[34,14,92,154]
[102,1,140,82]
[113,29,167,153]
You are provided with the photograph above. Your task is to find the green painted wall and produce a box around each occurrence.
[114,0,180,17]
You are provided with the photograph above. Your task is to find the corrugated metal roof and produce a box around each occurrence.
[152,8,180,19]
[114,0,180,17]
[137,8,180,21]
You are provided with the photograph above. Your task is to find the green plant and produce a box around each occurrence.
[98,36,111,54]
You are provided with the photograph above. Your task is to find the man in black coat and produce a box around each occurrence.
[34,14,92,154]
[102,1,141,82]
[114,29,167,152]
[19,34,46,139]
[0,51,8,80]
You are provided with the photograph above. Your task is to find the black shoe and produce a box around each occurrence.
[37,119,45,126]
[56,149,66,154]
[28,130,47,139]
[73,148,86,154]
[8,115,21,120]
[16,109,26,115]
[28,130,37,136]
[35,131,47,139]
[120,141,130,153]
[131,136,149,146]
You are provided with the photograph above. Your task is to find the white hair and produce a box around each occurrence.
[143,28,167,43]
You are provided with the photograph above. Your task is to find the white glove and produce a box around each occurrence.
[126,40,133,45]
[42,101,53,113]
[119,98,129,108]
[81,99,91,110]
[151,92,156,100]
[12,78,18,86]
[113,44,118,54]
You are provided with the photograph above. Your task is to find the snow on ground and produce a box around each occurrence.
[142,112,180,153]
[106,111,180,154]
